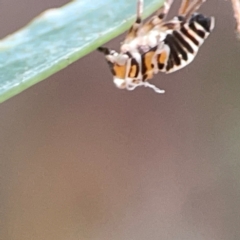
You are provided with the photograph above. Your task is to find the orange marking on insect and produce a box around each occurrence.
[159,50,168,64]
[113,64,126,79]
[142,51,155,79]
[129,65,137,78]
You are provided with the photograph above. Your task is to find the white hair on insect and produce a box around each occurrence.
[126,79,165,93]
[114,77,165,93]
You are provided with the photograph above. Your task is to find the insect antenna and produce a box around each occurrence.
[97,47,111,55]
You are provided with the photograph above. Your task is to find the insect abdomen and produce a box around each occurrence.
[160,14,215,73]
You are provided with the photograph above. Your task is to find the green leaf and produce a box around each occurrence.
[0,0,164,103]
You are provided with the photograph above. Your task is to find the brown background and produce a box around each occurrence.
[1,0,240,240]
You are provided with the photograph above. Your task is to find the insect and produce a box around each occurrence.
[98,0,215,93]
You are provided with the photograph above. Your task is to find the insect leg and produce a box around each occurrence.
[160,0,205,31]
[140,0,174,34]
[152,0,174,23]
[123,0,143,43]
[178,0,191,15]
[181,0,206,20]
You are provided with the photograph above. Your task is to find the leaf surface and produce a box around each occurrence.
[0,0,164,103]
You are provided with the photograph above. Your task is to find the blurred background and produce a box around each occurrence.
[1,0,240,240]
